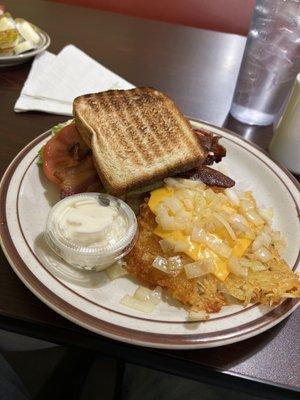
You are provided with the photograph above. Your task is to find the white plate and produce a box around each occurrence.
[0,31,50,67]
[0,120,299,349]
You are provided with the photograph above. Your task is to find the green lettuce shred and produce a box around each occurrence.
[52,122,67,135]
[37,147,44,165]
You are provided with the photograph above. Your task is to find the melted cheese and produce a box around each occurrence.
[148,188,252,282]
[232,238,252,258]
[153,226,229,281]
[203,249,229,281]
[148,187,174,213]
[154,226,203,261]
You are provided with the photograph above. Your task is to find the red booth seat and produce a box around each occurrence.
[49,0,255,36]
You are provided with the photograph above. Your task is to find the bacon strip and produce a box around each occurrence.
[194,129,226,165]
[177,129,235,188]
[55,156,101,198]
[179,165,235,188]
[42,124,101,198]
[43,125,232,197]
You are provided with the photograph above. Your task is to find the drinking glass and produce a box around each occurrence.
[269,73,300,174]
[230,0,300,126]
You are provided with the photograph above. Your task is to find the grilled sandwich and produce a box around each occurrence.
[73,87,206,195]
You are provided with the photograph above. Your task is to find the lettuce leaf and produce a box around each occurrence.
[37,147,44,165]
[52,122,68,135]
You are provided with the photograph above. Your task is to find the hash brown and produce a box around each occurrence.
[125,202,300,314]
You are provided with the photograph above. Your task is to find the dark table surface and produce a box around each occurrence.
[0,1,299,399]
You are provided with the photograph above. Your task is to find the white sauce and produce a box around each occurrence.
[45,193,137,270]
[55,198,126,247]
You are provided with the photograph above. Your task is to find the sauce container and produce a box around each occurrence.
[44,193,138,271]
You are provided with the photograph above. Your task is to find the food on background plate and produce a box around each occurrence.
[0,12,42,56]
[38,87,300,318]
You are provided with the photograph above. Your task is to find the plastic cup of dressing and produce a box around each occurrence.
[44,193,138,271]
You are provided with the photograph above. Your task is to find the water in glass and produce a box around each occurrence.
[230,0,300,125]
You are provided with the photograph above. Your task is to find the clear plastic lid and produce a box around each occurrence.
[44,193,138,271]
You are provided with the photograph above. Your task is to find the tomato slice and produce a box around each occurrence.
[43,123,82,185]
[42,123,101,197]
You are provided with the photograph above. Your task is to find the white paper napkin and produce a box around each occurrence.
[14,45,134,116]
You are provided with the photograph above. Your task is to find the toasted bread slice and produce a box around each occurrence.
[73,87,205,195]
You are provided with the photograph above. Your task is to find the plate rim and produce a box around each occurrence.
[0,119,299,349]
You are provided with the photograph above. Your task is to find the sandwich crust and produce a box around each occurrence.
[73,87,205,195]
